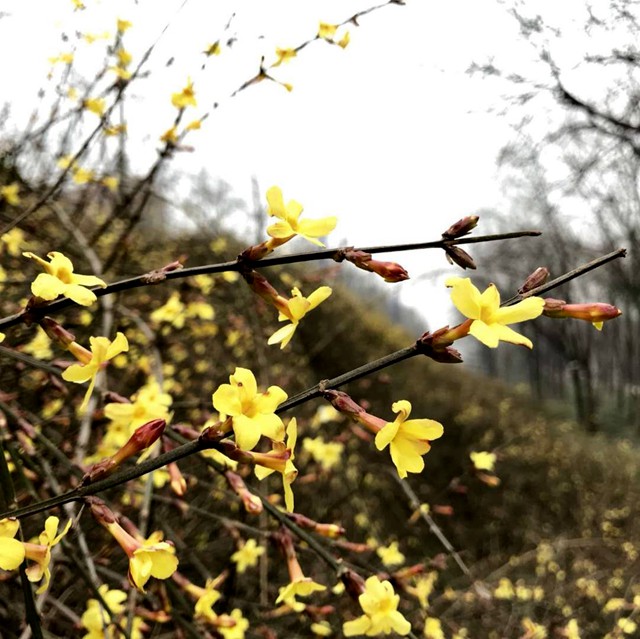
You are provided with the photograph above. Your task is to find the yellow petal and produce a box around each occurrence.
[31,273,66,300]
[0,537,25,570]
[492,297,544,324]
[469,320,500,348]
[447,277,482,320]
[268,323,297,349]
[297,217,337,238]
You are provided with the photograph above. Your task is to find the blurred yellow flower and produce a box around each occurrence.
[172,78,197,109]
[0,519,25,572]
[0,183,21,206]
[343,576,411,637]
[470,451,496,472]
[230,539,265,573]
[376,541,405,567]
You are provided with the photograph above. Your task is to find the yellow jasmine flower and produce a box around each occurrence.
[618,618,637,634]
[24,516,72,593]
[302,437,343,471]
[470,451,496,471]
[446,277,544,349]
[23,251,107,306]
[564,619,580,639]
[318,22,338,40]
[22,328,53,359]
[376,541,405,568]
[160,126,178,144]
[1,227,26,256]
[494,578,515,599]
[83,98,106,116]
[255,418,298,511]
[81,584,127,635]
[150,291,186,327]
[211,367,287,451]
[0,518,26,572]
[220,609,249,639]
[230,538,265,573]
[268,286,332,349]
[266,186,337,247]
[521,618,547,638]
[105,525,179,592]
[193,580,222,622]
[0,183,21,206]
[104,379,172,432]
[117,19,132,33]
[72,166,95,184]
[171,78,197,109]
[407,572,437,609]
[48,52,74,65]
[116,48,132,67]
[101,176,119,192]
[62,332,129,411]
[276,576,326,606]
[0,333,5,343]
[375,400,443,479]
[311,621,333,636]
[343,575,411,637]
[424,618,445,639]
[273,47,297,66]
[204,41,221,56]
[337,31,351,49]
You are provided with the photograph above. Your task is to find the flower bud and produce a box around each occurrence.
[444,245,476,270]
[442,215,479,239]
[340,567,366,600]
[86,496,117,524]
[323,390,365,419]
[542,299,622,329]
[83,419,165,483]
[341,249,409,283]
[141,260,183,284]
[286,512,345,538]
[416,329,464,363]
[225,470,263,514]
[518,267,549,294]
[39,317,76,347]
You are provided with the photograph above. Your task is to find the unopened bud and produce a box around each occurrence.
[286,512,345,538]
[442,215,479,239]
[323,390,365,419]
[83,419,165,483]
[86,496,117,524]
[167,462,187,496]
[417,329,464,363]
[340,567,366,600]
[39,317,76,347]
[543,299,622,329]
[444,245,476,270]
[519,267,549,294]
[241,269,284,307]
[141,260,183,284]
[225,470,263,514]
[341,249,409,283]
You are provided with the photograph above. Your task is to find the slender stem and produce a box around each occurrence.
[0,231,541,332]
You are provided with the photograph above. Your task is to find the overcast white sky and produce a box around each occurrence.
[0,0,568,331]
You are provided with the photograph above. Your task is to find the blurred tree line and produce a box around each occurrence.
[467,0,640,435]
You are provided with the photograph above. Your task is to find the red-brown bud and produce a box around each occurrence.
[442,215,479,239]
[286,513,345,538]
[39,317,76,347]
[141,260,183,284]
[519,267,549,294]
[341,249,409,283]
[417,329,464,363]
[542,299,622,328]
[444,245,476,270]
[225,470,263,514]
[323,390,365,419]
[83,419,165,483]
[86,496,117,524]
[340,567,367,600]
